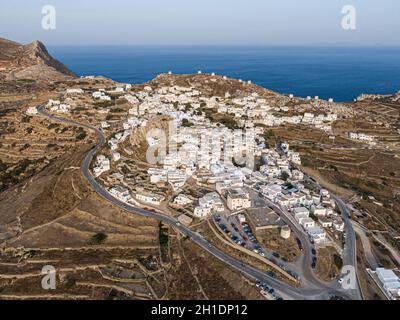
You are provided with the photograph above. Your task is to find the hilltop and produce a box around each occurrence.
[0,38,76,82]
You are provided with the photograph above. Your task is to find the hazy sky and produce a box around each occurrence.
[1,0,399,46]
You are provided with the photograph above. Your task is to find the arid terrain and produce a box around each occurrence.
[1,38,399,300]
[0,38,264,300]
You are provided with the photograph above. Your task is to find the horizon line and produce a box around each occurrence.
[45,43,400,48]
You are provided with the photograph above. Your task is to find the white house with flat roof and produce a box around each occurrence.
[112,152,121,162]
[349,132,374,142]
[319,216,333,228]
[174,194,193,206]
[226,188,251,211]
[261,184,282,202]
[311,205,327,217]
[333,219,345,232]
[101,121,110,129]
[307,226,326,244]
[66,88,84,95]
[50,104,71,113]
[320,189,330,197]
[375,268,400,299]
[26,106,38,115]
[288,151,301,165]
[93,155,110,177]
[293,207,310,216]
[291,170,304,181]
[194,206,211,218]
[300,218,315,229]
[197,192,225,214]
[136,191,165,206]
[109,186,131,203]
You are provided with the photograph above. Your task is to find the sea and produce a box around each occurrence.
[48,46,400,102]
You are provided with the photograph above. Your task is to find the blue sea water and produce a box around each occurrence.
[49,46,400,102]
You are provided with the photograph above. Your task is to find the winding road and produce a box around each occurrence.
[332,195,363,300]
[37,105,362,300]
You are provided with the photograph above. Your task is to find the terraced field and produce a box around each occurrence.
[265,101,400,260]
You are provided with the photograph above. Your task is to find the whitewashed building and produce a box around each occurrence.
[109,186,131,203]
[226,188,251,211]
[136,191,165,206]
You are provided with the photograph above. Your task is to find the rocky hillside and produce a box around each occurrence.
[357,90,400,103]
[0,38,76,82]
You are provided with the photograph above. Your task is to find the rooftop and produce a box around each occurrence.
[227,188,249,199]
[246,208,281,230]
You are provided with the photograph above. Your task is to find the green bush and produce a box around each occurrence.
[76,132,87,141]
[90,232,107,245]
[181,119,194,127]
[159,222,169,246]
[333,254,343,269]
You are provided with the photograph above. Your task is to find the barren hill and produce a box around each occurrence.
[0,38,76,82]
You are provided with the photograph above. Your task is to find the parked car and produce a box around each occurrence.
[311,257,317,269]
[296,238,303,251]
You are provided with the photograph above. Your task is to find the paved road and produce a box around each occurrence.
[333,196,363,300]
[304,176,363,300]
[37,106,360,300]
[253,190,350,293]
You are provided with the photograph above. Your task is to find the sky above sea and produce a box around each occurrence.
[48,46,400,102]
[2,1,400,46]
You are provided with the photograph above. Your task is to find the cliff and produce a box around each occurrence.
[0,38,76,82]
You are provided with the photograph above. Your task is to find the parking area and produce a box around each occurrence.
[213,214,248,248]
[256,280,283,300]
[213,213,300,281]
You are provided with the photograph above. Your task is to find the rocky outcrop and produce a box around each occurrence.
[357,91,400,102]
[0,38,76,82]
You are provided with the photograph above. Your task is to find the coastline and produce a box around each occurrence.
[48,45,400,103]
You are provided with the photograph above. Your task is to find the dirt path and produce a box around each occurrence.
[355,153,377,166]
[373,233,400,266]
[352,222,378,269]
